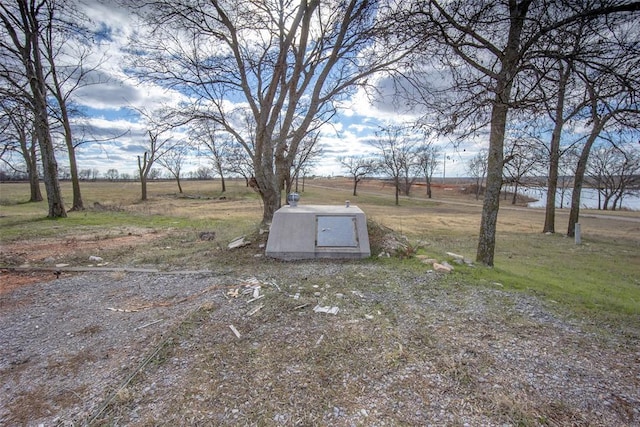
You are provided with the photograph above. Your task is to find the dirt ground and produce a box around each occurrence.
[1,232,639,426]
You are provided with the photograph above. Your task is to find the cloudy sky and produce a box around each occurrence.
[62,1,481,179]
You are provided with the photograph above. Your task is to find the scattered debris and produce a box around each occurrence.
[247,294,264,304]
[315,334,324,346]
[446,252,464,260]
[107,307,139,313]
[89,255,104,262]
[228,236,250,249]
[228,324,241,338]
[55,263,69,268]
[134,319,164,331]
[246,304,264,317]
[293,303,309,310]
[313,305,339,315]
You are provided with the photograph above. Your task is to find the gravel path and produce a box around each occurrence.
[1,264,639,426]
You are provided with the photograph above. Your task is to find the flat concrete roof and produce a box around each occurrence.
[274,205,365,214]
[265,204,371,260]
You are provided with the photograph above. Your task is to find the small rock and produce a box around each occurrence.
[433,262,453,273]
[89,255,103,262]
[416,255,437,264]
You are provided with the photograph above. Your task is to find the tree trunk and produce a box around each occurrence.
[25,10,65,218]
[543,64,571,233]
[176,175,183,193]
[62,106,83,211]
[36,117,66,218]
[32,86,65,218]
[25,132,43,202]
[511,182,519,205]
[353,177,358,196]
[394,177,400,205]
[475,0,528,266]
[426,176,432,198]
[141,176,148,201]
[567,127,601,237]
[215,160,226,192]
[139,152,149,201]
[476,102,508,266]
[253,156,281,223]
[28,147,43,202]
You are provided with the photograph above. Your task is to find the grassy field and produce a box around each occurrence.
[1,178,639,325]
[2,178,640,425]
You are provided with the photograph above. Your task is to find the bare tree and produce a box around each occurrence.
[467,150,488,201]
[226,143,254,187]
[415,142,440,199]
[0,98,43,201]
[502,137,544,204]
[105,168,118,181]
[339,155,378,197]
[41,0,103,211]
[290,132,322,194]
[0,0,66,217]
[191,121,231,193]
[130,0,414,223]
[194,166,213,180]
[588,140,640,211]
[406,0,640,265]
[137,129,175,200]
[158,143,188,193]
[372,126,418,206]
[532,14,639,233]
[567,65,639,235]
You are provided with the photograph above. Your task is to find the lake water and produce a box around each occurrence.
[508,186,640,210]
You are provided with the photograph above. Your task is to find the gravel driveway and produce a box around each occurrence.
[1,263,639,426]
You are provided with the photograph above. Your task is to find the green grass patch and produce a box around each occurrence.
[447,232,640,330]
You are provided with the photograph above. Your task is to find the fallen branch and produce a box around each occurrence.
[229,324,241,338]
[134,319,164,331]
[246,304,264,317]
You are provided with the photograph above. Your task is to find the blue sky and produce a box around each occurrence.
[61,1,482,180]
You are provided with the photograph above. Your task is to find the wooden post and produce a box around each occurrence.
[575,223,581,245]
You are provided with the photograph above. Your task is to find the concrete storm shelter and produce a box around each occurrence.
[265,198,371,260]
